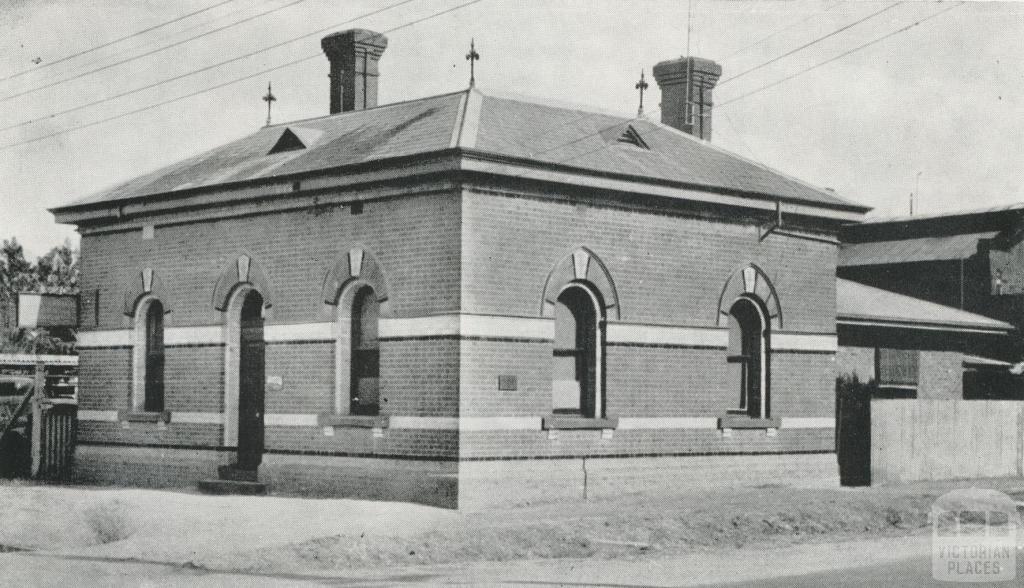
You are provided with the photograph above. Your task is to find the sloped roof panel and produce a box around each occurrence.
[837,278,1012,332]
[839,232,999,267]
[68,92,467,207]
[59,88,867,213]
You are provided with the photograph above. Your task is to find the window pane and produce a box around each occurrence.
[144,300,164,412]
[877,348,919,386]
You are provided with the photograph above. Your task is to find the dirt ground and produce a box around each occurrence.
[1,477,1022,577]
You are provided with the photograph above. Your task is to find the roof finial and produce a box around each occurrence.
[465,38,480,88]
[635,69,649,117]
[262,82,277,127]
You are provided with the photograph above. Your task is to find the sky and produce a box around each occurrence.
[0,0,1021,258]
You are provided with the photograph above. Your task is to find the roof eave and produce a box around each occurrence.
[837,315,1013,335]
[458,148,869,221]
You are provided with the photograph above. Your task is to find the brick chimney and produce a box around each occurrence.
[321,29,388,114]
[652,56,722,141]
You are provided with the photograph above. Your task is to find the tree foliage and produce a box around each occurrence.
[0,237,79,354]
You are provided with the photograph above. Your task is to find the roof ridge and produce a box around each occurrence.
[266,88,471,129]
[451,86,483,149]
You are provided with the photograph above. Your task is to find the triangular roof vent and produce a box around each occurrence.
[616,125,650,150]
[268,128,307,154]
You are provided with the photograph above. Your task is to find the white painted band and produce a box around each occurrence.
[264,413,319,427]
[378,315,553,340]
[378,315,459,338]
[457,417,542,431]
[0,353,78,365]
[771,333,838,352]
[76,409,833,431]
[76,330,132,347]
[76,319,836,352]
[606,324,728,347]
[389,416,460,430]
[616,417,719,429]
[172,412,224,425]
[264,322,335,342]
[458,315,554,340]
[77,409,119,422]
[165,326,223,345]
[780,417,835,429]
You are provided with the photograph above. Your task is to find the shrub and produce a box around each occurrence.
[82,500,135,544]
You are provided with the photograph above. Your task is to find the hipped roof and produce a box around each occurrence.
[55,88,867,215]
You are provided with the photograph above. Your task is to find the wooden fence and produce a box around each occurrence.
[871,399,1024,484]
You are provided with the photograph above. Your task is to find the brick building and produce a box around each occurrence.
[52,29,870,508]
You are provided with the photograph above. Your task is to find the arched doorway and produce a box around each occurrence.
[727,296,769,419]
[236,290,265,470]
[553,284,602,418]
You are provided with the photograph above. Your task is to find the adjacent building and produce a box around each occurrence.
[836,278,1016,399]
[840,204,1024,360]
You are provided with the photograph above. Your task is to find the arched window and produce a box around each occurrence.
[350,286,380,415]
[552,284,603,418]
[726,296,769,419]
[133,296,165,412]
[144,300,165,411]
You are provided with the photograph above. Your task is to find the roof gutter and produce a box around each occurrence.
[837,316,1013,335]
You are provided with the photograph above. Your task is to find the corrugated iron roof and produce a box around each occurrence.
[962,355,1013,368]
[838,232,999,267]
[59,88,867,213]
[860,202,1024,226]
[837,278,1013,333]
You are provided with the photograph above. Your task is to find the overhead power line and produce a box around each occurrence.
[0,0,312,104]
[723,1,840,60]
[718,2,963,108]
[0,0,487,152]
[0,0,239,83]
[477,3,962,176]
[0,0,421,134]
[719,2,903,87]
[66,0,284,78]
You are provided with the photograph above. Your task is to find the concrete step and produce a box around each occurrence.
[217,465,259,482]
[196,479,267,496]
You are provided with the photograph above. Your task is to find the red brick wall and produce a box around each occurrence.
[76,182,841,463]
[460,189,837,331]
[77,188,464,456]
[457,188,837,457]
[78,189,462,329]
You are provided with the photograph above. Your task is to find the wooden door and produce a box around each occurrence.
[237,291,265,470]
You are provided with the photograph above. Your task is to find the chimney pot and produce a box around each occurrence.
[652,56,722,141]
[321,29,388,114]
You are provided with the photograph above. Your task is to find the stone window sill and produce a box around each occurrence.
[119,410,172,424]
[542,415,619,430]
[718,414,781,430]
[317,413,389,429]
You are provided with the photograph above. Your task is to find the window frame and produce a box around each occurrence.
[131,295,166,413]
[876,347,920,390]
[551,282,605,420]
[726,295,770,420]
